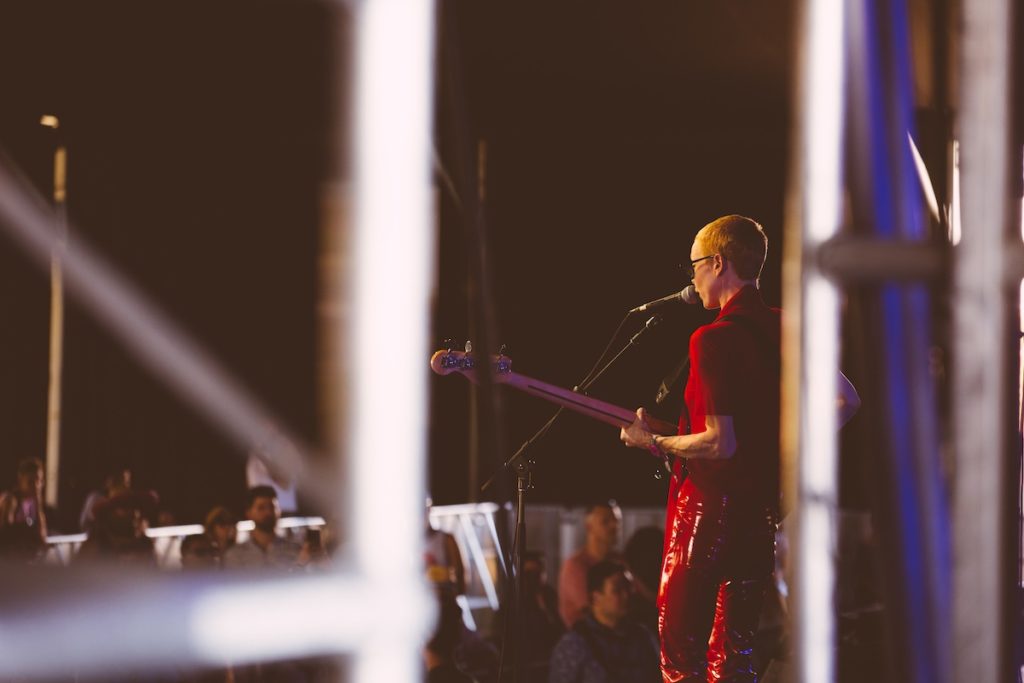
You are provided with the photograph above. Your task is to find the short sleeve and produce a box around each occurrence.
[692,326,740,417]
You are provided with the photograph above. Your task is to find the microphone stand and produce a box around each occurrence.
[484,314,662,683]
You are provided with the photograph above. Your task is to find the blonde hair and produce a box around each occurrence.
[697,215,768,281]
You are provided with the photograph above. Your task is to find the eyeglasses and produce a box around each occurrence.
[683,254,714,280]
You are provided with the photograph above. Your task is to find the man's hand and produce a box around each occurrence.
[296,540,329,570]
[620,408,654,450]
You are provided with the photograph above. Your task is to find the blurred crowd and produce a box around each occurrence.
[425,502,666,683]
[0,456,335,682]
[0,457,670,683]
[0,456,325,571]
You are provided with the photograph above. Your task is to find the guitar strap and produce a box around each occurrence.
[654,354,692,482]
[655,356,690,408]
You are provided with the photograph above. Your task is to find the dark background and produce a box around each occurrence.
[0,0,333,528]
[0,0,796,530]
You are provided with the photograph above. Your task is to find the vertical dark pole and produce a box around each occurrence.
[41,115,65,515]
[513,463,528,683]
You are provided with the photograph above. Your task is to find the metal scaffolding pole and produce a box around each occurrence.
[841,0,953,681]
[782,0,846,681]
[952,0,1015,680]
[347,0,437,679]
[41,114,66,511]
[788,1,963,682]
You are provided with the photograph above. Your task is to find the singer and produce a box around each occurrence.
[620,215,859,682]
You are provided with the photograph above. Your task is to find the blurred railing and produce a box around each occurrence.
[43,516,328,569]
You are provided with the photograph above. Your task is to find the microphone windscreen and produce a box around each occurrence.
[681,285,700,305]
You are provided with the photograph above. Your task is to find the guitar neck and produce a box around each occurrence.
[500,372,678,436]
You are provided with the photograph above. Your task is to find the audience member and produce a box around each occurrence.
[548,561,660,683]
[79,465,132,532]
[425,512,466,594]
[224,487,323,682]
[422,509,498,683]
[76,489,158,567]
[0,457,49,560]
[521,551,565,679]
[425,586,476,683]
[223,486,302,570]
[245,446,299,516]
[156,506,177,528]
[623,526,664,636]
[558,502,622,628]
[181,506,238,570]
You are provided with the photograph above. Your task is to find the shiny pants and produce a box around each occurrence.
[658,481,775,683]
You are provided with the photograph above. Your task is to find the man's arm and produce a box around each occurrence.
[30,480,47,541]
[622,369,857,460]
[0,492,14,526]
[557,557,588,628]
[621,408,736,461]
[33,500,48,543]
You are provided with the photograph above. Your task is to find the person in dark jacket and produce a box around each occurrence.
[548,560,660,683]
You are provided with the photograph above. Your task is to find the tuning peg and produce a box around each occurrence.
[464,340,473,353]
[443,338,455,352]
[498,344,508,356]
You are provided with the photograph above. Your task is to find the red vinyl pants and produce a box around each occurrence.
[658,479,776,683]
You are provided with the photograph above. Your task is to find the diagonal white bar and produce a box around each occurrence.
[0,157,331,510]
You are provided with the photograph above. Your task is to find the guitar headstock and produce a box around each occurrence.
[430,348,513,381]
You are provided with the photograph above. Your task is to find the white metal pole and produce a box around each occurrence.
[348,0,438,680]
[782,0,847,681]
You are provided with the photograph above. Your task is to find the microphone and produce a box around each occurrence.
[629,285,699,314]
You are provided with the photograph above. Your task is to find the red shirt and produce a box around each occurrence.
[670,285,781,513]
